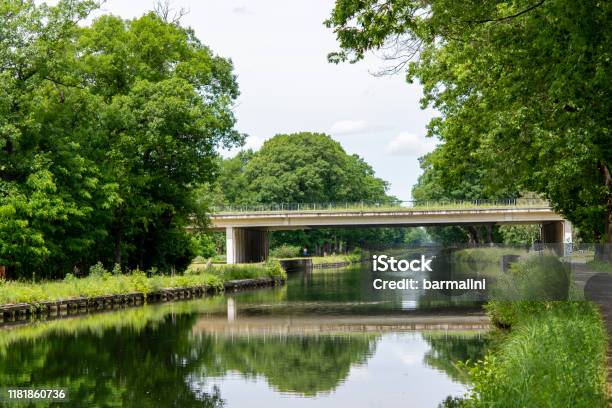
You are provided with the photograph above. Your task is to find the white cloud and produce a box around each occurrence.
[329,119,368,135]
[385,132,437,156]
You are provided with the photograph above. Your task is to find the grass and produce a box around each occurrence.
[271,249,364,265]
[213,199,549,214]
[587,259,612,273]
[439,252,608,407]
[452,247,530,264]
[0,261,285,306]
[272,252,362,266]
[462,302,607,408]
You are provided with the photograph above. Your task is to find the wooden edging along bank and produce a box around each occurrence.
[0,277,284,324]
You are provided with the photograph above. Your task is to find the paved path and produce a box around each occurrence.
[572,262,612,403]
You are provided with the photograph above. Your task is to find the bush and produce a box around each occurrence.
[89,262,108,277]
[265,260,287,280]
[509,255,570,300]
[466,302,606,408]
[347,248,363,263]
[270,244,301,259]
[486,255,571,327]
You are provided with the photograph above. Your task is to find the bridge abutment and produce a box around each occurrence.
[226,227,269,264]
[542,220,572,256]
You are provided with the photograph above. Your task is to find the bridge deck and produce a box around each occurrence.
[210,204,562,230]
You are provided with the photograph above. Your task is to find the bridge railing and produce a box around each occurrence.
[211,198,551,214]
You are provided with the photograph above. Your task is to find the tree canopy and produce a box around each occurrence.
[235,132,389,205]
[0,0,241,277]
[215,132,408,253]
[326,0,612,254]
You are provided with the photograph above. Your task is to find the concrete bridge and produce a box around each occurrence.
[209,200,572,264]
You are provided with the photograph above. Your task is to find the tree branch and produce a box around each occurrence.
[463,0,546,24]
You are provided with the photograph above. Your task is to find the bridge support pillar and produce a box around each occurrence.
[541,220,572,256]
[226,227,269,264]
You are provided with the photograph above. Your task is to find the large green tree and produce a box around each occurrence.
[0,1,241,277]
[326,0,611,256]
[216,132,406,253]
[242,132,388,204]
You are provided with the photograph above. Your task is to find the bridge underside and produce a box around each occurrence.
[223,220,572,264]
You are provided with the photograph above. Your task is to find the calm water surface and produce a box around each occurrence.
[0,263,490,407]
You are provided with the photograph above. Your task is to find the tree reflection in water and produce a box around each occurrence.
[0,312,378,406]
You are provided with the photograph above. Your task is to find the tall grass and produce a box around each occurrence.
[464,302,607,408]
[0,261,285,305]
[439,252,608,407]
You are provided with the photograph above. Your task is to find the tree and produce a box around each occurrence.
[242,132,389,204]
[217,133,405,254]
[0,1,241,277]
[326,1,612,257]
[411,150,511,245]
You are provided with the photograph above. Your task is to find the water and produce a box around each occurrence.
[0,264,490,407]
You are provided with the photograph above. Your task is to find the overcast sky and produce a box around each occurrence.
[91,0,438,201]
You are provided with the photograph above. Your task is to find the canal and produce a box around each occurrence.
[0,263,490,407]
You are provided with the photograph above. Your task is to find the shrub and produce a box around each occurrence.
[270,244,301,259]
[112,263,122,275]
[347,248,363,263]
[89,262,107,277]
[265,260,287,280]
[509,255,570,300]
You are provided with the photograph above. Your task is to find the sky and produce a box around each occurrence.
[89,0,438,201]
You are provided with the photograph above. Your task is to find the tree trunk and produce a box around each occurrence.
[486,224,494,246]
[598,161,612,261]
[604,205,612,262]
[467,226,479,246]
[114,228,122,266]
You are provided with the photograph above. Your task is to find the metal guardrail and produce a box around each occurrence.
[211,199,551,214]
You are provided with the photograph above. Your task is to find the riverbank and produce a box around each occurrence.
[446,249,609,407]
[0,261,286,321]
[276,253,362,269]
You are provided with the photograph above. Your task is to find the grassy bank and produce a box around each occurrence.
[0,261,285,305]
[451,247,528,264]
[458,302,607,407]
[444,251,608,407]
[270,245,362,266]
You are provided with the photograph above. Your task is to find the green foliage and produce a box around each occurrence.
[499,225,541,245]
[270,244,302,259]
[0,263,286,304]
[191,233,218,259]
[89,262,108,278]
[242,133,389,204]
[346,247,363,263]
[264,260,287,280]
[326,0,612,250]
[485,257,570,325]
[403,227,430,247]
[586,260,612,274]
[467,303,607,408]
[111,263,122,276]
[203,260,286,281]
[217,132,404,251]
[0,1,241,278]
